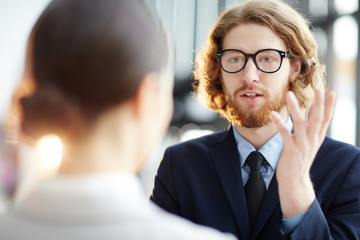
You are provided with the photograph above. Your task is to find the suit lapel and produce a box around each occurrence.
[252,175,280,239]
[211,127,250,240]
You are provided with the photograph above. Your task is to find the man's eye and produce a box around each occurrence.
[262,57,272,62]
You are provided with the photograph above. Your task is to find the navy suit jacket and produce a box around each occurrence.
[151,127,360,240]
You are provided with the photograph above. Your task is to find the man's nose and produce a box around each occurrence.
[241,58,260,84]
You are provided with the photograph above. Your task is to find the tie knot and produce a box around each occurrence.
[246,151,265,171]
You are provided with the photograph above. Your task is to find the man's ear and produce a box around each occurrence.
[131,72,160,119]
[290,59,301,82]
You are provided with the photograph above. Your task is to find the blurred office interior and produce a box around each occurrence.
[0,0,359,202]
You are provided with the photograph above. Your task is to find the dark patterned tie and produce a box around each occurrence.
[245,151,266,230]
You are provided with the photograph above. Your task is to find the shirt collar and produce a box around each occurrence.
[232,116,293,170]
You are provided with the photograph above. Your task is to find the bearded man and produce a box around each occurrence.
[151,0,360,239]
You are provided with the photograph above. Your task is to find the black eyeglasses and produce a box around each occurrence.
[216,48,290,74]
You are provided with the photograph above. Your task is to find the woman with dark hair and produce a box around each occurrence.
[0,0,236,239]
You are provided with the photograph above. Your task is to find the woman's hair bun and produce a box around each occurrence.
[20,84,82,140]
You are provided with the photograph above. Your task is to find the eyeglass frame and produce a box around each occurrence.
[216,48,290,74]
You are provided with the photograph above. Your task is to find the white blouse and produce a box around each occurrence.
[0,171,236,240]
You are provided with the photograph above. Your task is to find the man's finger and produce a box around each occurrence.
[271,111,292,143]
[286,91,306,143]
[319,91,336,138]
[307,90,325,143]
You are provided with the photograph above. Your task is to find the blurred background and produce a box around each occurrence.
[0,0,359,202]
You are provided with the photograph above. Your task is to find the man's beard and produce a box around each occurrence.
[227,83,289,128]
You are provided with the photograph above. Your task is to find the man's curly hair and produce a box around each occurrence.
[193,0,326,122]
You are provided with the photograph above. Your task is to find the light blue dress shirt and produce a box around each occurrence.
[232,117,306,233]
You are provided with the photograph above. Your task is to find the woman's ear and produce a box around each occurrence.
[290,59,301,82]
[131,72,160,120]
